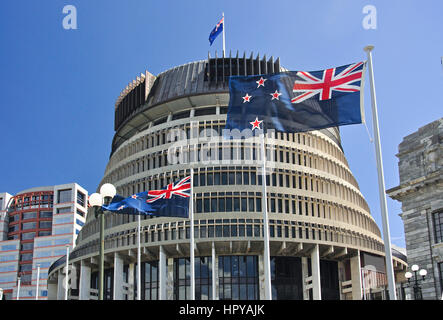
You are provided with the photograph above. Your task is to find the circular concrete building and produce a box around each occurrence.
[47,53,407,300]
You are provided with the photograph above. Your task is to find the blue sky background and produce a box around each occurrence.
[0,0,442,249]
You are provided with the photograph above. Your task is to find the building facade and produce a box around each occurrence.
[47,53,407,300]
[0,183,88,300]
[387,118,443,300]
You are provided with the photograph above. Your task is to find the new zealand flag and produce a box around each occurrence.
[225,62,366,133]
[209,17,224,45]
[102,177,191,218]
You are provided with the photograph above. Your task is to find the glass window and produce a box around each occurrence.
[144,261,159,300]
[57,207,71,214]
[40,211,53,218]
[22,212,37,220]
[40,221,52,229]
[234,198,240,212]
[214,172,220,185]
[219,256,259,300]
[434,211,443,243]
[226,198,232,212]
[8,225,19,233]
[228,172,235,185]
[22,222,37,230]
[21,232,35,240]
[20,253,33,261]
[218,198,225,212]
[77,191,86,207]
[57,189,71,203]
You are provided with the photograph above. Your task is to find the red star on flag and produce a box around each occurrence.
[131,195,138,199]
[250,117,263,130]
[242,93,252,103]
[270,90,282,100]
[256,77,267,88]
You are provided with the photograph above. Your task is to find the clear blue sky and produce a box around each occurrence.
[1,0,442,248]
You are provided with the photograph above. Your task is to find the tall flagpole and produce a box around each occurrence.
[137,214,141,300]
[222,12,225,57]
[259,132,272,300]
[65,245,70,300]
[364,45,397,300]
[190,166,195,300]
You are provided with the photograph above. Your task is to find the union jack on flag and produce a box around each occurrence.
[146,176,191,203]
[292,62,365,103]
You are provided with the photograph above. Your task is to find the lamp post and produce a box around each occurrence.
[88,183,116,301]
[404,264,427,300]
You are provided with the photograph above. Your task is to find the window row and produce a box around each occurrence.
[100,222,381,252]
[111,117,345,168]
[113,167,368,213]
[108,142,355,190]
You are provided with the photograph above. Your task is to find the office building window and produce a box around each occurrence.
[174,257,212,300]
[218,255,259,300]
[77,191,86,207]
[40,211,53,218]
[439,262,443,295]
[22,222,37,230]
[57,207,71,214]
[58,189,71,203]
[271,256,303,300]
[143,261,159,300]
[22,212,37,220]
[434,211,443,243]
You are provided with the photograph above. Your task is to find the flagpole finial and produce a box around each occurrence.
[364,45,374,53]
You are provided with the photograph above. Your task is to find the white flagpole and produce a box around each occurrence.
[35,264,40,300]
[137,214,141,300]
[364,45,397,300]
[65,245,70,300]
[190,166,195,300]
[222,12,226,57]
[16,275,21,300]
[259,132,272,300]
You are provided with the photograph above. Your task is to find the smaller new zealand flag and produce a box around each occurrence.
[102,176,191,218]
[209,17,224,45]
[225,62,366,133]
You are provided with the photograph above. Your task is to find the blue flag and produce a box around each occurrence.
[225,62,366,133]
[209,17,224,45]
[102,176,191,218]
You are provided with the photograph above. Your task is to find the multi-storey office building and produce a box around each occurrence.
[0,183,88,300]
[47,53,407,300]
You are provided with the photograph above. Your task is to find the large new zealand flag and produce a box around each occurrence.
[225,61,366,133]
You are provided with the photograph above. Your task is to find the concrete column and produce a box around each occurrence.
[310,244,322,300]
[113,253,124,300]
[258,254,266,300]
[128,263,135,300]
[301,257,309,300]
[350,251,363,300]
[57,270,64,300]
[337,260,345,300]
[47,282,57,300]
[211,242,218,300]
[167,258,174,300]
[159,246,167,300]
[79,260,91,300]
